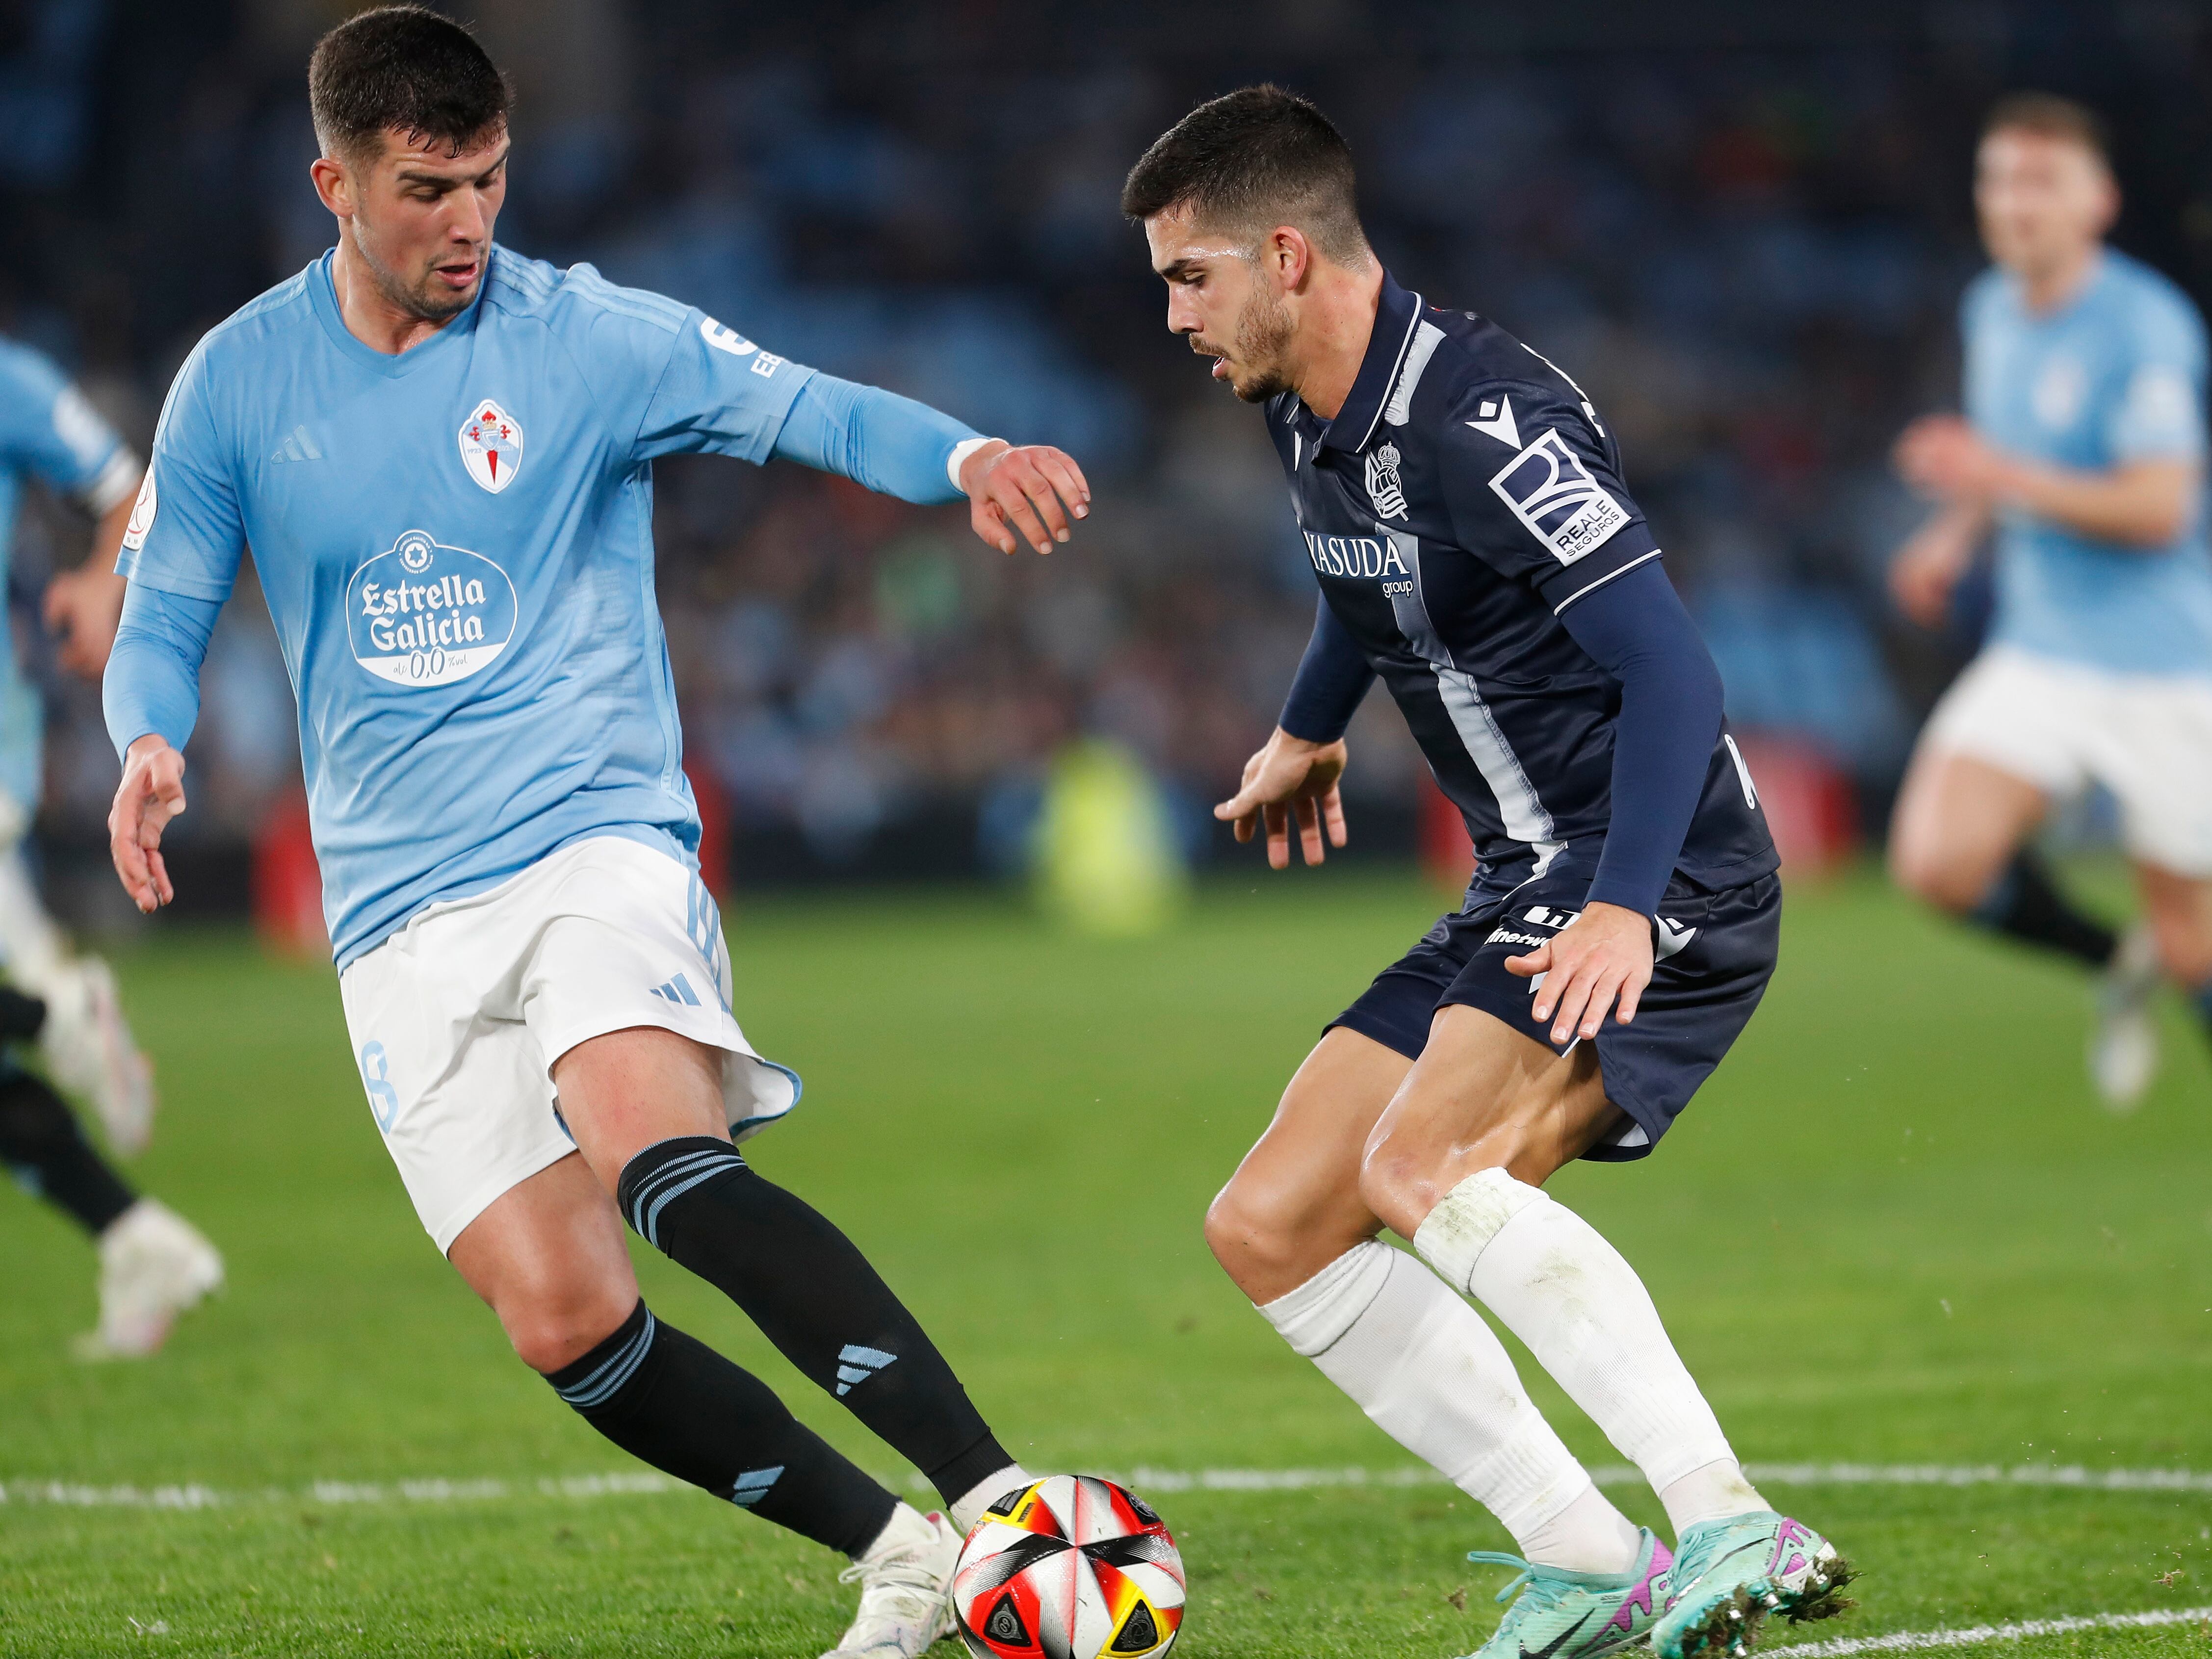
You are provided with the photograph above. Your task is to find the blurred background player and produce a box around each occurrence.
[1888,93,2212,1110]
[0,335,221,1357]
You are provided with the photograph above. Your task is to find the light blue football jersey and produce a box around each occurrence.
[119,246,826,967]
[0,338,133,809]
[1962,248,2212,675]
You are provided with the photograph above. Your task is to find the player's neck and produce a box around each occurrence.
[330,233,464,356]
[1291,260,1386,421]
[2015,241,2101,315]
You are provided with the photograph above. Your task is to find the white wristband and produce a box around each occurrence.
[947,436,1003,492]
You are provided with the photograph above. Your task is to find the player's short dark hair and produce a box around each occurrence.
[1982,92,2110,167]
[309,5,511,165]
[1121,85,1370,266]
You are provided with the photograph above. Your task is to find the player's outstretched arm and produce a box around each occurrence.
[763,373,1087,557]
[109,736,185,914]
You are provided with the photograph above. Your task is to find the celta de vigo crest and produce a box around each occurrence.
[458,397,522,493]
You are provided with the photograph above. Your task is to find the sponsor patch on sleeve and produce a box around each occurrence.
[1486,429,1630,566]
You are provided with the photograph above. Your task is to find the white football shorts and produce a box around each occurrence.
[1926,644,2212,876]
[337,835,798,1253]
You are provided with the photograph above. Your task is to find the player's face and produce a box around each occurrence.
[1145,209,1297,403]
[1975,129,2115,278]
[343,127,510,323]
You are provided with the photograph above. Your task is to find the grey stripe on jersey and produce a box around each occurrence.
[1383,321,1448,428]
[1379,520,1563,861]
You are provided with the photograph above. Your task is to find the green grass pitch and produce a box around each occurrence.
[2,866,2210,1657]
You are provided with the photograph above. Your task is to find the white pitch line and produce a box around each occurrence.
[1765,1603,2212,1656]
[5,1461,2210,1512]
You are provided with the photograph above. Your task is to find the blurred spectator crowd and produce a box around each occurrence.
[7,0,2212,899]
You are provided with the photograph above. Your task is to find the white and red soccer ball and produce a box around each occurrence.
[953,1477,1185,1659]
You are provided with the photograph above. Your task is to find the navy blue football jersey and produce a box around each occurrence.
[1269,274,1775,890]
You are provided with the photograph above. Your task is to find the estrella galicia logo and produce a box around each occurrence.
[345,529,518,687]
[1364,440,1409,520]
[1486,430,1630,566]
[360,1040,400,1132]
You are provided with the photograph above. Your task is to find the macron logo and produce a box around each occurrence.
[835,1344,897,1397]
[649,973,703,1007]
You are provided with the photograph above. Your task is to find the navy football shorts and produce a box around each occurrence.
[1329,859,1781,1162]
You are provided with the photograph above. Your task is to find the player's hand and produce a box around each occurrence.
[1888,522,1973,628]
[108,735,186,914]
[1504,901,1654,1044]
[1214,727,1349,870]
[960,440,1091,556]
[1894,414,2003,501]
[44,566,127,679]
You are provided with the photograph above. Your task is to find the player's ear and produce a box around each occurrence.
[1267,226,1313,294]
[309,153,354,219]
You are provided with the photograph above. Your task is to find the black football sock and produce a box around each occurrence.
[618,1136,1013,1507]
[0,1064,135,1235]
[1968,851,2118,968]
[0,986,47,1041]
[2194,979,2212,1051]
[544,1299,895,1557]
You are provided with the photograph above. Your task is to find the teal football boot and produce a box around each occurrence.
[1651,1511,1854,1658]
[1461,1528,1673,1659]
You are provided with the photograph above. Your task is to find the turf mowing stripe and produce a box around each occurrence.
[1764,1604,2212,1655]
[5,1462,2211,1512]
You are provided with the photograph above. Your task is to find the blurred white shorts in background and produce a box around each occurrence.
[1927,644,2212,877]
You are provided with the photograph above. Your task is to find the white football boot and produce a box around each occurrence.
[2090,925,2161,1113]
[74,1199,223,1360]
[823,1503,962,1659]
[40,956,156,1156]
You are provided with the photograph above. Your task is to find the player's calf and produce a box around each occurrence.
[617,1136,1026,1528]
[546,1297,900,1556]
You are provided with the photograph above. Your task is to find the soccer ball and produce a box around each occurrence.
[952,1476,1186,1659]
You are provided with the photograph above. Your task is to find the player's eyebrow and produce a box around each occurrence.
[392,142,510,190]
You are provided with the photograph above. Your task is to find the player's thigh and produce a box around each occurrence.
[447,1150,639,1374]
[1205,1026,1411,1303]
[1357,1003,1620,1239]
[1888,743,2050,908]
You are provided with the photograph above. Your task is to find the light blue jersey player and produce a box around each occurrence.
[102,12,1084,1653]
[1890,93,2212,1108]
[0,337,222,1358]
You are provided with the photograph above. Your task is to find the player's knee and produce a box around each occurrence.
[1204,1180,1330,1298]
[2148,907,2212,985]
[499,1277,638,1375]
[1888,835,1987,913]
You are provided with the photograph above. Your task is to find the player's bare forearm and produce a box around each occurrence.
[1993,455,2197,546]
[108,735,187,914]
[1505,900,1654,1043]
[43,487,138,677]
[959,440,1091,556]
[1896,414,2195,547]
[1215,727,1348,870]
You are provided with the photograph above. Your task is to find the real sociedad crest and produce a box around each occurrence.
[458,398,522,493]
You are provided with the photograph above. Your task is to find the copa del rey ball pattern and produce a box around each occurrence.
[953,1478,1185,1659]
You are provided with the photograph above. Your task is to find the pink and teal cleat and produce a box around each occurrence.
[1651,1511,1854,1658]
[1462,1528,1673,1659]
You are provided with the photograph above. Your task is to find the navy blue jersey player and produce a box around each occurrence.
[1126,88,1850,1659]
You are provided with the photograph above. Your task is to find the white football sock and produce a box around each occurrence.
[1412,1169,1744,1500]
[1657,1456,1770,1535]
[948,1463,1034,1533]
[1260,1240,1636,1572]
